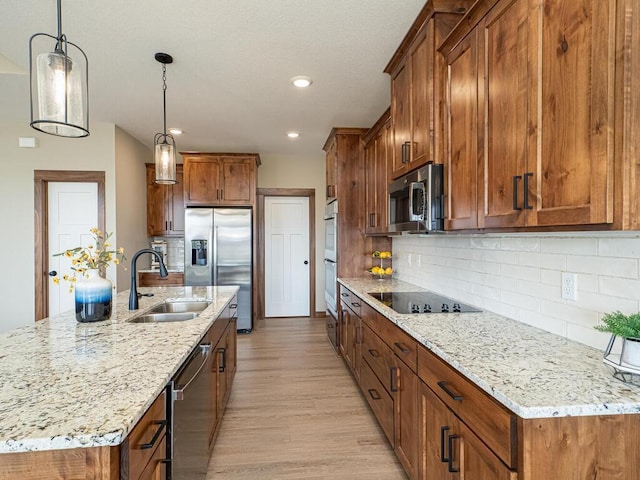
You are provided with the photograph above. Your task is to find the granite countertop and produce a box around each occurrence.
[0,285,238,454]
[339,277,640,419]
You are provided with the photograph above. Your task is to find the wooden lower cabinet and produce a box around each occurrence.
[360,359,395,444]
[138,271,184,287]
[394,356,419,479]
[420,382,516,480]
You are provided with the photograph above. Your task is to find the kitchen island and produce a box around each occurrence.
[338,277,640,479]
[0,285,238,478]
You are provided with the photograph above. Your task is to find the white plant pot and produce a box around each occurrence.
[621,338,640,367]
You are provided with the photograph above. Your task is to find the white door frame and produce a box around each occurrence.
[34,170,106,321]
[257,188,316,320]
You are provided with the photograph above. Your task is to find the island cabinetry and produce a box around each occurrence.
[120,391,167,480]
[364,109,391,234]
[182,153,259,206]
[207,296,237,451]
[146,163,184,237]
[442,0,617,230]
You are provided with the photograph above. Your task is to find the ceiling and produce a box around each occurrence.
[0,1,425,157]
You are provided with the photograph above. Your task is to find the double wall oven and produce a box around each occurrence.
[324,201,339,349]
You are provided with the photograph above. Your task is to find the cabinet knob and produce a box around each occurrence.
[48,270,57,277]
[304,260,309,265]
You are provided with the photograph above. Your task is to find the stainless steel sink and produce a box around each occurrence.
[128,312,199,323]
[148,301,212,314]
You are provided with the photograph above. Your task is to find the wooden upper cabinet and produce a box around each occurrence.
[326,140,338,202]
[146,164,184,236]
[390,23,435,179]
[526,0,615,227]
[444,31,479,231]
[442,0,616,230]
[182,153,259,206]
[364,110,391,234]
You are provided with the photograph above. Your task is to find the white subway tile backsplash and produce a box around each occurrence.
[566,255,638,279]
[394,233,640,349]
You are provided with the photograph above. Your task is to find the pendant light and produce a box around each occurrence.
[29,0,89,138]
[153,53,177,185]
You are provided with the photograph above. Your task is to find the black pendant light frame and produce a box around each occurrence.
[153,52,177,185]
[29,0,89,138]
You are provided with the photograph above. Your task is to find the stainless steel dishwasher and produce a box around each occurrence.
[169,341,212,480]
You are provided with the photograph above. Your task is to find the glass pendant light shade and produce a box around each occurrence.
[153,53,177,184]
[29,27,89,137]
[154,134,177,185]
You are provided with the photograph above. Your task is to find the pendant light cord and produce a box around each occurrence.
[162,63,168,135]
[56,0,63,39]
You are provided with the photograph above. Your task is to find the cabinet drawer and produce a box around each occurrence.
[362,323,394,394]
[418,346,517,468]
[138,272,184,287]
[360,360,394,446]
[340,288,361,317]
[362,307,417,372]
[121,390,167,480]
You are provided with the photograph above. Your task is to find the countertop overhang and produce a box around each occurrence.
[338,277,640,419]
[0,285,238,454]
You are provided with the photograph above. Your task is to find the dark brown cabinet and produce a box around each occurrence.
[182,153,259,206]
[146,164,184,236]
[442,0,616,230]
[340,287,362,381]
[389,22,434,179]
[138,271,184,287]
[364,110,391,234]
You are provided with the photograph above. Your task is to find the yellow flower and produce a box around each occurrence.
[52,277,59,285]
[88,245,94,250]
[114,259,120,265]
[104,242,111,247]
[63,274,69,281]
[118,247,125,254]
[64,251,72,258]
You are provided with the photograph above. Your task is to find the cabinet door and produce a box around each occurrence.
[146,164,170,236]
[444,31,479,230]
[220,157,255,204]
[407,23,434,171]
[391,62,411,178]
[526,0,615,227]
[360,359,395,445]
[326,139,338,201]
[365,121,391,233]
[170,166,185,233]
[352,315,362,382]
[478,0,528,228]
[364,136,377,233]
[184,156,221,205]
[421,384,516,480]
[394,357,419,480]
[339,300,349,361]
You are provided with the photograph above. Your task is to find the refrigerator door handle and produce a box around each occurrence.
[212,225,218,285]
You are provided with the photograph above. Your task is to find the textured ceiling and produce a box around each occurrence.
[0,1,425,157]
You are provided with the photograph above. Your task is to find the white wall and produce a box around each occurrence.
[257,153,327,313]
[0,122,117,332]
[114,126,152,289]
[393,233,640,350]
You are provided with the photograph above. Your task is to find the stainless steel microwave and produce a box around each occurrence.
[388,163,444,233]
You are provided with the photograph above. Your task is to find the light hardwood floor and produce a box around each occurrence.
[207,317,407,479]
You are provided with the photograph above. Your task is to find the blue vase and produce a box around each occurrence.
[75,270,113,322]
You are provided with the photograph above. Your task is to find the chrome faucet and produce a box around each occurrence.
[129,249,168,310]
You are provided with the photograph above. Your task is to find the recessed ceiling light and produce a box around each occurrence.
[168,128,183,135]
[290,76,312,88]
[287,132,300,138]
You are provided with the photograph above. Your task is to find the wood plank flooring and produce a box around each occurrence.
[207,317,407,479]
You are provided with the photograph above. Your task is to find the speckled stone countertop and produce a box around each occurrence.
[339,277,640,419]
[0,285,238,453]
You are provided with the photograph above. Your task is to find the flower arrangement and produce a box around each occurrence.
[52,228,126,292]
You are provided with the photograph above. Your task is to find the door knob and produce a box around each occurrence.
[304,261,309,265]
[48,270,57,276]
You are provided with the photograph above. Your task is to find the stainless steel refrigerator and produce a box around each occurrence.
[184,208,253,332]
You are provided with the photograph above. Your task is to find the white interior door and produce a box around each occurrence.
[265,196,310,317]
[48,182,98,316]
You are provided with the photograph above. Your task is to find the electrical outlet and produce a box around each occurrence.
[561,272,577,301]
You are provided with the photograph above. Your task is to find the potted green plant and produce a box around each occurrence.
[595,311,640,367]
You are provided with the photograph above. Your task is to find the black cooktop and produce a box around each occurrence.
[368,291,481,314]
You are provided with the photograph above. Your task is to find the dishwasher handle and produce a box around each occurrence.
[173,343,212,401]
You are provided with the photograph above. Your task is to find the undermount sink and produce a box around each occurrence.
[149,301,212,314]
[128,312,199,323]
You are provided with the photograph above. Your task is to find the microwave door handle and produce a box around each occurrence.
[409,182,426,220]
[408,183,415,220]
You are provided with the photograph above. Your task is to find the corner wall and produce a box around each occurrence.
[114,127,152,289]
[393,233,640,350]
